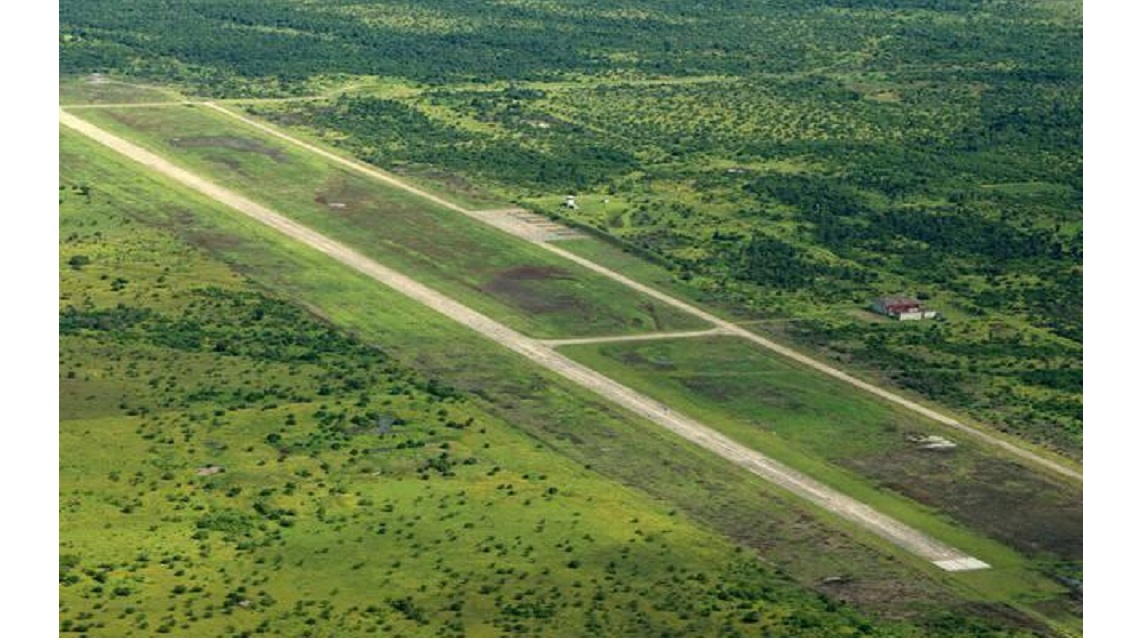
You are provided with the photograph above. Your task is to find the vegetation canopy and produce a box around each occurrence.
[60,0,1083,635]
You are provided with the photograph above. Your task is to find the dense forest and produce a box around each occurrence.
[61,1,1079,90]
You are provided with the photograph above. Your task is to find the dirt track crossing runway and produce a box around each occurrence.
[62,108,994,571]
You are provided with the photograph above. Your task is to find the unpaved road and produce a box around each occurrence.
[61,108,990,571]
[202,102,1081,484]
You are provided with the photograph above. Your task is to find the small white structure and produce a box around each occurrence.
[563,195,578,210]
[906,434,957,450]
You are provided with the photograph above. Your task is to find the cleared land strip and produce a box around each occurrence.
[540,328,729,347]
[61,101,201,109]
[201,101,1081,483]
[60,109,989,572]
[62,96,327,110]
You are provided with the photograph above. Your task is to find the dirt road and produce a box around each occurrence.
[60,108,990,571]
[201,103,1081,484]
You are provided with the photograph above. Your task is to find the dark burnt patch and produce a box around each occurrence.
[849,447,1082,561]
[169,135,288,162]
[480,266,581,314]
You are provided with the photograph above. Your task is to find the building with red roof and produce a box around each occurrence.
[871,296,938,321]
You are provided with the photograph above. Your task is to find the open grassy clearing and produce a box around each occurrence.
[61,131,914,638]
[233,79,1082,459]
[555,235,760,320]
[60,75,186,105]
[557,336,1082,574]
[68,104,706,339]
[159,98,1073,486]
[61,128,1078,635]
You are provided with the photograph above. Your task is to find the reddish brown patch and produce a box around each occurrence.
[496,265,573,280]
[312,175,380,213]
[481,266,580,314]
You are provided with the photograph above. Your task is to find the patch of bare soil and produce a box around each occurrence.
[170,136,288,162]
[681,375,807,411]
[153,207,244,253]
[817,576,940,611]
[313,174,374,212]
[680,376,734,401]
[480,266,581,314]
[208,156,245,173]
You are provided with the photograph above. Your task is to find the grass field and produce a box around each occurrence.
[548,232,1083,476]
[557,337,1082,569]
[61,130,911,637]
[234,97,515,211]
[68,104,707,339]
[554,234,761,319]
[60,75,186,105]
[61,126,1079,636]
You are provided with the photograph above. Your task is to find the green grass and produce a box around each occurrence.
[555,337,1082,589]
[555,234,760,319]
[235,98,511,211]
[67,104,707,339]
[555,230,1084,471]
[373,161,508,210]
[60,126,1077,636]
[61,130,915,638]
[60,75,186,105]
